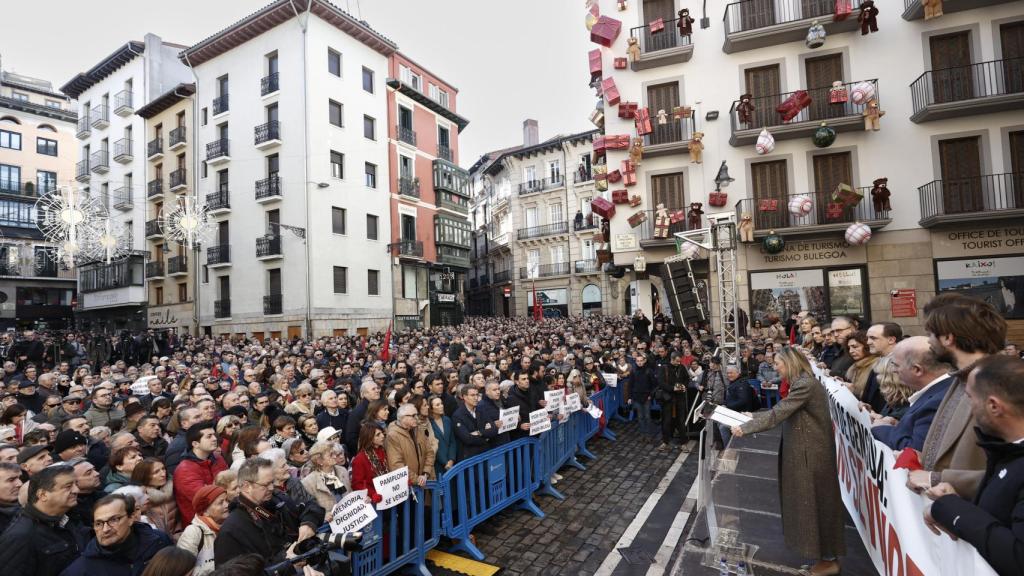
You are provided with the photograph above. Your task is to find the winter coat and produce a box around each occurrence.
[921,374,987,499]
[873,376,952,452]
[351,447,388,503]
[173,452,228,525]
[477,395,509,447]
[757,362,781,387]
[164,432,188,475]
[214,498,298,566]
[301,467,351,520]
[429,416,457,478]
[60,522,172,576]
[177,515,217,575]
[385,420,434,482]
[344,400,370,455]
[136,434,169,460]
[103,470,132,494]
[629,363,657,403]
[724,376,755,412]
[0,504,85,576]
[83,404,125,430]
[316,407,349,431]
[0,502,20,534]
[145,480,181,538]
[452,405,487,461]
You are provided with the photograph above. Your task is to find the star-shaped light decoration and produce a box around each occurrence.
[159,195,212,251]
[83,217,131,264]
[35,186,106,267]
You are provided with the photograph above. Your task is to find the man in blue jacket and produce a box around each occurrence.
[61,493,171,576]
[721,364,754,447]
[872,337,952,451]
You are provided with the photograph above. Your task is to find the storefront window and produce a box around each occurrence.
[582,284,602,316]
[828,268,866,319]
[937,256,1024,319]
[527,288,569,318]
[749,266,868,325]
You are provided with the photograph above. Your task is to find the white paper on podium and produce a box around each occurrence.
[709,405,752,428]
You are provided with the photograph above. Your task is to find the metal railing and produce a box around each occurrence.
[636,207,696,241]
[207,244,230,265]
[910,59,1024,117]
[255,120,280,145]
[206,189,230,211]
[206,138,229,160]
[90,105,108,127]
[147,179,163,198]
[168,255,188,274]
[145,261,164,278]
[489,232,510,248]
[256,235,282,257]
[438,144,452,162]
[113,186,132,209]
[918,173,1024,223]
[520,262,570,279]
[629,17,693,53]
[263,293,283,315]
[517,177,565,195]
[0,180,22,194]
[145,219,162,237]
[574,169,593,183]
[213,94,229,115]
[89,149,109,171]
[148,137,163,158]
[575,259,600,274]
[255,175,281,201]
[78,258,144,292]
[75,160,89,180]
[170,168,187,190]
[169,126,186,148]
[647,115,696,147]
[493,269,512,283]
[437,191,469,213]
[729,79,878,132]
[76,117,91,137]
[261,72,279,96]
[398,176,420,198]
[393,239,424,257]
[113,138,133,161]
[114,90,133,112]
[724,0,864,34]
[0,258,74,279]
[397,125,417,146]
[214,298,231,318]
[517,221,569,240]
[574,216,599,231]
[736,187,889,231]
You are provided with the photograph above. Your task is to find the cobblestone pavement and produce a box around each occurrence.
[461,419,699,576]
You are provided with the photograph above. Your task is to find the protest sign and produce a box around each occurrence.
[602,373,618,388]
[585,403,603,420]
[544,389,565,412]
[499,407,520,434]
[130,376,156,396]
[329,490,376,534]
[529,408,551,436]
[372,466,409,510]
[565,392,582,413]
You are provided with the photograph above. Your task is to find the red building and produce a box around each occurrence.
[386,53,471,328]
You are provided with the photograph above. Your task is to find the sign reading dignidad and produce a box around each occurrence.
[329,490,377,534]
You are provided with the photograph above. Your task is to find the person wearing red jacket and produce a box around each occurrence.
[174,421,228,525]
[350,422,388,504]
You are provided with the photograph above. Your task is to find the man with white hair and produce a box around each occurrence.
[316,390,347,430]
[385,404,431,487]
[871,337,952,451]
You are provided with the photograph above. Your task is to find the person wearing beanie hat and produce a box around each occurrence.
[178,484,229,575]
[17,444,52,479]
[52,430,88,462]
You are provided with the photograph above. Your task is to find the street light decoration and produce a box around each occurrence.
[159,195,212,250]
[35,186,106,267]
[83,217,131,264]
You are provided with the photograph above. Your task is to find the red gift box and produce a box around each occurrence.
[621,159,636,174]
[826,202,844,219]
[634,108,653,136]
[669,210,685,224]
[829,86,849,104]
[605,134,631,149]
[627,211,647,228]
[612,189,629,204]
[649,17,665,32]
[590,16,623,47]
[709,192,728,207]
[776,90,811,122]
[614,57,628,69]
[623,171,637,186]
[618,102,638,119]
[629,195,642,207]
[602,78,621,106]
[833,0,852,21]
[588,49,602,81]
[607,170,622,183]
[591,197,616,220]
[758,199,779,211]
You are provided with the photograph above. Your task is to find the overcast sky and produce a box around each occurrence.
[0,0,594,166]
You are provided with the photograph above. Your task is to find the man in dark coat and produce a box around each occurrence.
[163,407,200,475]
[506,372,539,439]
[630,352,658,434]
[632,310,651,341]
[477,381,509,448]
[10,330,45,372]
[61,494,172,576]
[452,385,487,461]
[657,352,692,451]
[427,373,458,418]
[0,462,22,534]
[134,416,169,459]
[344,380,380,455]
[0,464,86,576]
[827,316,857,377]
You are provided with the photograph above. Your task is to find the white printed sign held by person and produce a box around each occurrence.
[372,466,409,510]
[585,402,603,420]
[329,490,377,534]
[565,392,582,413]
[602,373,618,388]
[498,407,520,434]
[529,408,552,436]
[544,389,565,413]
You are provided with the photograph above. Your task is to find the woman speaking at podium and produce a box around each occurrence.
[731,347,845,576]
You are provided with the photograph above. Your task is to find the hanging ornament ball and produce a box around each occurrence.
[788,195,814,216]
[679,242,701,260]
[762,230,785,254]
[813,122,837,148]
[845,222,872,245]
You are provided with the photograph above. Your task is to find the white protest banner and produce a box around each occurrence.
[130,376,156,396]
[544,389,565,412]
[602,373,618,388]
[585,403,603,420]
[565,392,582,413]
[814,364,997,576]
[372,466,409,510]
[329,490,377,534]
[498,407,520,434]
[529,408,551,436]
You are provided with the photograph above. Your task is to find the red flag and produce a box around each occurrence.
[532,281,543,322]
[380,320,393,361]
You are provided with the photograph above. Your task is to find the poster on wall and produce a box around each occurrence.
[749,269,828,324]
[527,288,569,318]
[936,256,1024,319]
[827,268,866,318]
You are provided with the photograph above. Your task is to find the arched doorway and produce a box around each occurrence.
[582,284,602,316]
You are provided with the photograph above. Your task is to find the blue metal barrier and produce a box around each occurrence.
[576,390,601,461]
[342,485,438,576]
[534,415,585,500]
[437,438,544,561]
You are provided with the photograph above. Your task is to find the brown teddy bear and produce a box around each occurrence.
[689,131,704,163]
[863,98,884,130]
[871,178,891,212]
[677,8,695,37]
[738,212,754,243]
[687,202,704,231]
[736,93,755,125]
[627,37,641,63]
[629,138,644,165]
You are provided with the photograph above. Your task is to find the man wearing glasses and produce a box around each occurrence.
[0,464,84,576]
[826,316,858,378]
[82,387,124,429]
[386,404,432,487]
[61,493,171,576]
[453,385,488,461]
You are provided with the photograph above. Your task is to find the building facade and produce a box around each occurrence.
[591,0,1023,340]
[0,69,78,330]
[386,53,472,329]
[61,35,193,333]
[181,0,398,339]
[469,122,612,318]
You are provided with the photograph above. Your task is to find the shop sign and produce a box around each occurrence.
[936,255,1024,319]
[747,238,865,267]
[749,267,867,324]
[503,287,511,297]
[435,293,456,303]
[613,233,638,252]
[890,289,917,318]
[527,288,568,306]
[933,225,1024,258]
[148,303,194,329]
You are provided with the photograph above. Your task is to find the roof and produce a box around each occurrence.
[135,83,196,119]
[468,144,523,176]
[0,71,69,100]
[477,129,599,176]
[60,41,146,99]
[0,95,77,124]
[180,0,397,67]
[386,78,469,132]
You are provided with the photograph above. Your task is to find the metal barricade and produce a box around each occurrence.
[534,415,586,501]
[344,485,438,576]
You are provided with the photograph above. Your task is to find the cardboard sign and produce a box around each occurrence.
[544,389,565,412]
[498,407,520,434]
[372,466,409,509]
[529,408,552,436]
[130,376,157,396]
[585,403,603,420]
[329,490,376,534]
[565,393,582,413]
[602,373,618,388]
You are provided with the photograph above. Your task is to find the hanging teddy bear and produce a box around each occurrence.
[863,98,884,131]
[629,137,644,165]
[736,93,755,125]
[627,37,641,63]
[922,0,943,20]
[858,0,879,35]
[870,178,891,212]
[677,9,695,38]
[687,202,704,231]
[738,212,754,243]
[654,203,671,238]
[657,109,668,125]
[689,131,704,163]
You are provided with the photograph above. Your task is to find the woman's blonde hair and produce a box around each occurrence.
[775,346,813,381]
[875,356,913,407]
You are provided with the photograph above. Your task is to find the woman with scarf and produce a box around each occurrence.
[351,423,389,504]
[130,458,181,538]
[296,414,319,449]
[301,441,351,520]
[178,485,230,575]
[843,331,879,405]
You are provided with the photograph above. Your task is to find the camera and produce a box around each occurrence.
[263,531,363,576]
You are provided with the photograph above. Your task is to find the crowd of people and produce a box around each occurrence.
[0,298,1021,576]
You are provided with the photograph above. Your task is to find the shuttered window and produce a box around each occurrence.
[646,82,681,145]
[642,0,675,20]
[938,137,983,213]
[1010,130,1024,207]
[651,172,686,209]
[333,266,348,294]
[1000,22,1024,94]
[751,160,788,229]
[744,65,781,129]
[930,32,973,103]
[806,54,844,120]
[812,152,853,194]
[739,0,776,31]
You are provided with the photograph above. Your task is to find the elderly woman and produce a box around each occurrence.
[301,441,352,519]
[873,355,913,421]
[282,437,309,472]
[105,445,144,493]
[263,447,320,513]
[178,485,230,575]
[732,347,844,576]
[216,415,241,455]
[285,383,316,417]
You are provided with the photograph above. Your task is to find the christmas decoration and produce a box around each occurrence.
[629,195,642,207]
[621,159,637,186]
[813,122,837,147]
[83,217,131,264]
[858,0,879,35]
[870,177,891,212]
[589,107,605,128]
[629,137,644,165]
[627,37,641,62]
[777,90,811,122]
[763,231,785,254]
[922,0,943,20]
[601,77,621,105]
[654,204,670,238]
[677,9,694,37]
[806,20,826,48]
[834,0,853,21]
[657,109,668,125]
[635,107,653,135]
[756,128,775,155]
[829,81,849,104]
[618,101,638,119]
[709,192,728,207]
[35,186,106,268]
[689,131,704,163]
[687,202,704,230]
[607,169,622,183]
[612,189,629,204]
[617,0,627,10]
[670,209,686,224]
[737,93,755,125]
[788,194,814,216]
[590,16,623,46]
[850,81,876,105]
[863,98,884,131]
[614,57,628,70]
[845,222,872,245]
[672,105,692,120]
[826,202,845,220]
[589,49,602,82]
[679,241,701,259]
[586,12,598,31]
[832,183,862,208]
[160,194,212,251]
[627,210,647,228]
[649,18,665,33]
[738,213,754,243]
[759,199,779,212]
[594,164,609,191]
[591,197,616,220]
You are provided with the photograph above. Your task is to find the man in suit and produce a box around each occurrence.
[452,384,487,461]
[871,337,952,451]
[907,293,1007,499]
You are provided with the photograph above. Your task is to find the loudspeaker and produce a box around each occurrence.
[662,260,705,326]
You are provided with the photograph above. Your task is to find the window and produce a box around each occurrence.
[11,93,28,102]
[0,165,21,193]
[362,67,374,93]
[34,137,56,157]
[364,162,377,188]
[363,115,376,140]
[332,207,346,234]
[651,172,686,209]
[368,269,380,296]
[402,265,417,299]
[330,151,344,179]
[333,266,347,293]
[550,203,563,223]
[328,49,342,77]
[329,100,344,127]
[201,107,208,126]
[178,283,188,302]
[366,214,379,240]
[0,130,21,150]
[548,159,561,183]
[37,171,57,194]
[201,161,207,179]
[399,65,421,91]
[46,100,62,109]
[429,83,439,101]
[155,287,164,306]
[437,89,449,109]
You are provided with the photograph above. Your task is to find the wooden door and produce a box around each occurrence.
[333,328,348,337]
[646,82,681,145]
[930,32,973,104]
[744,65,781,129]
[801,0,832,19]
[287,326,302,340]
[939,137,983,214]
[813,152,855,222]
[651,172,687,234]
[740,0,775,31]
[805,53,844,120]
[642,0,677,51]
[270,331,282,340]
[1009,130,1024,208]
[251,332,264,343]
[1001,22,1024,94]
[751,160,789,230]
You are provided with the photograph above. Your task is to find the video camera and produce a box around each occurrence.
[263,531,363,576]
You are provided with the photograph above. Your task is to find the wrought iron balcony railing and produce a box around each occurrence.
[261,72,279,96]
[910,58,1024,122]
[520,262,570,279]
[517,221,569,240]
[255,175,281,201]
[735,187,890,234]
[397,125,417,146]
[918,173,1024,227]
[629,17,693,53]
[213,94,229,115]
[255,121,281,145]
[207,244,231,265]
[263,293,283,315]
[214,299,231,318]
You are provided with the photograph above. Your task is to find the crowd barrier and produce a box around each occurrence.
[343,486,441,576]
[535,415,587,500]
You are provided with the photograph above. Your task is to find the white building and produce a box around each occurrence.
[61,34,193,333]
[180,0,397,339]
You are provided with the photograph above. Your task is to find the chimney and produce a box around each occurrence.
[523,119,539,147]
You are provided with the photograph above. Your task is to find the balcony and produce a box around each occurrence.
[392,239,424,258]
[207,244,231,267]
[254,120,281,149]
[90,105,109,129]
[628,17,694,70]
[918,173,1024,228]
[113,138,133,163]
[145,219,163,238]
[206,189,230,215]
[89,149,109,174]
[517,177,565,195]
[902,0,1017,20]
[636,208,699,246]
[263,293,283,315]
[488,232,510,253]
[729,80,879,146]
[493,269,512,284]
[206,139,230,165]
[0,258,75,280]
[76,117,91,139]
[438,144,453,162]
[78,256,145,293]
[114,90,134,116]
[167,255,188,276]
[722,0,865,54]
[147,179,163,199]
[517,221,569,241]
[397,125,417,146]
[256,235,282,259]
[148,137,163,160]
[574,168,593,183]
[170,168,187,191]
[437,190,469,214]
[520,262,570,279]
[168,126,187,150]
[644,115,697,158]
[212,94,229,116]
[113,186,133,210]
[214,299,231,319]
[75,160,90,182]
[255,175,282,203]
[735,187,891,239]
[910,59,1024,123]
[436,245,471,269]
[261,72,280,97]
[574,216,599,232]
[145,261,165,279]
[433,159,471,196]
[575,260,600,275]
[398,177,420,199]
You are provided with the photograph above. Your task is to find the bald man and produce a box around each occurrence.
[871,337,953,451]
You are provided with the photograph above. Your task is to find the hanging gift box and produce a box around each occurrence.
[623,171,637,186]
[618,101,638,119]
[759,199,779,212]
[601,77,621,106]
[829,81,849,104]
[826,202,845,220]
[588,49,602,81]
[627,211,647,228]
[654,219,670,238]
[635,108,653,136]
[834,0,852,21]
[832,183,862,208]
[589,108,605,128]
[591,197,616,220]
[672,105,692,120]
[708,192,728,207]
[621,159,636,174]
[776,90,812,122]
[629,195,642,207]
[594,164,608,190]
[669,209,686,224]
[850,81,876,105]
[649,18,665,32]
[596,249,612,265]
[612,189,629,204]
[590,16,623,47]
[614,57,628,69]
[605,134,631,149]
[607,169,622,183]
